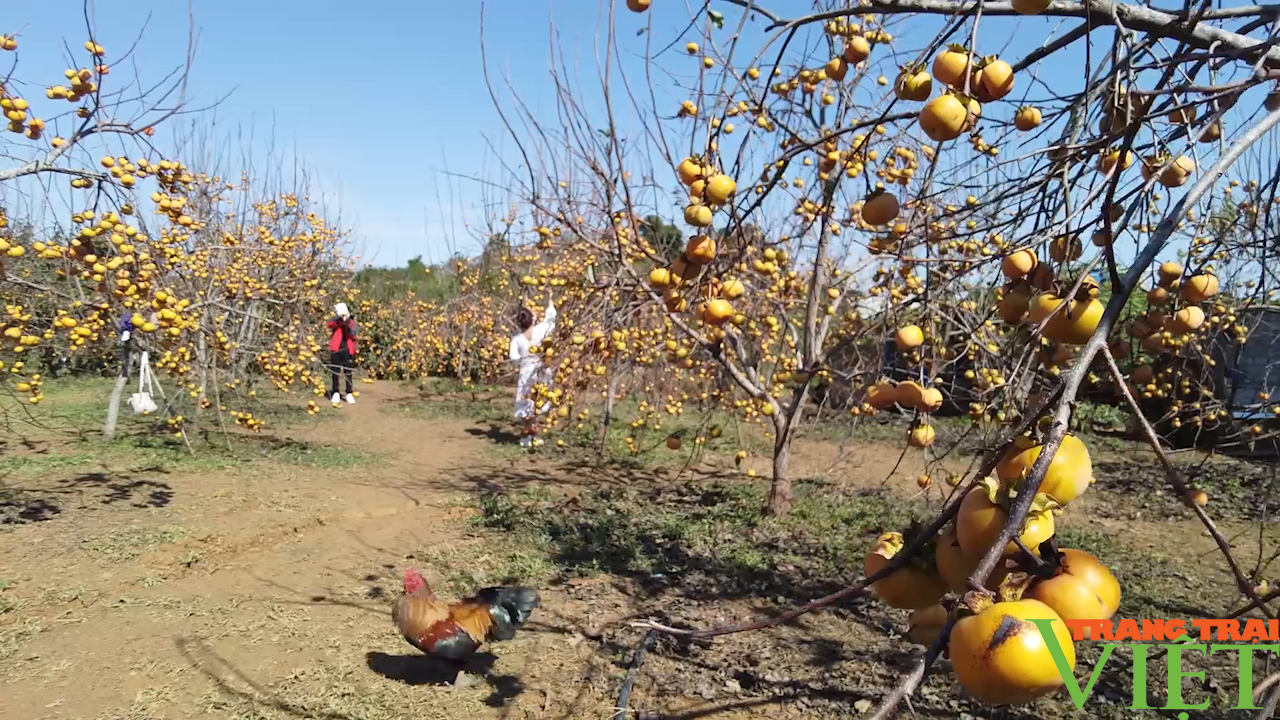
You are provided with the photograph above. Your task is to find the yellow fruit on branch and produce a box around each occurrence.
[1159,154,1195,188]
[895,66,933,102]
[896,380,926,410]
[1014,106,1042,131]
[972,56,1014,102]
[936,526,1007,593]
[825,56,849,82]
[921,387,944,412]
[1180,273,1219,303]
[843,35,870,63]
[861,191,900,225]
[931,45,972,88]
[919,93,969,142]
[866,381,898,410]
[1098,148,1134,174]
[704,174,737,205]
[949,594,1076,705]
[677,157,703,186]
[1027,548,1122,622]
[956,477,1056,559]
[1001,249,1037,279]
[895,324,924,349]
[997,284,1032,324]
[1199,120,1223,143]
[700,298,734,326]
[1165,305,1206,334]
[1157,261,1183,286]
[1027,292,1063,325]
[909,424,936,447]
[907,604,948,646]
[864,531,948,609]
[720,277,745,299]
[1045,297,1102,345]
[684,203,713,227]
[684,235,716,265]
[996,433,1093,505]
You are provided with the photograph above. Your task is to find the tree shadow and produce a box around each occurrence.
[467,469,879,607]
[66,471,174,508]
[0,490,62,524]
[1092,456,1280,520]
[1,470,173,524]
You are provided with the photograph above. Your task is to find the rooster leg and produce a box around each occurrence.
[453,668,483,689]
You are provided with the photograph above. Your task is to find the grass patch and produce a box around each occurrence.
[79,524,186,562]
[1090,451,1280,521]
[391,397,509,423]
[4,376,336,439]
[419,376,505,395]
[546,401,771,469]
[259,441,378,469]
[0,436,240,479]
[472,479,923,599]
[0,621,40,662]
[1,431,377,482]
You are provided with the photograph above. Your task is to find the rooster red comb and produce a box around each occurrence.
[402,567,427,594]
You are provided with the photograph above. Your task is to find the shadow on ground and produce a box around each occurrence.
[1,470,173,524]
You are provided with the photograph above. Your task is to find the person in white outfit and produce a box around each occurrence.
[509,298,557,448]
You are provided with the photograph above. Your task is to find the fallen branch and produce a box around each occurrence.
[614,630,658,720]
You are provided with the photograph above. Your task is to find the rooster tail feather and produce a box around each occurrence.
[477,586,540,641]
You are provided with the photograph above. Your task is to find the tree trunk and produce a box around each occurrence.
[600,366,624,451]
[766,384,811,516]
[194,310,210,411]
[767,430,793,516]
[103,345,134,442]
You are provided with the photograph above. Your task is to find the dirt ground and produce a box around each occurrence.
[1,380,1275,720]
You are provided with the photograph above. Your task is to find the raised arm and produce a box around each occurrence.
[541,300,557,330]
[509,334,523,362]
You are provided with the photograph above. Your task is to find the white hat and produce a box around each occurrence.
[334,302,350,318]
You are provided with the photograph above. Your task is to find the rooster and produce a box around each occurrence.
[392,568,540,662]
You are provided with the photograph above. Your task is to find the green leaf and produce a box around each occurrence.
[636,27,647,36]
[708,9,725,28]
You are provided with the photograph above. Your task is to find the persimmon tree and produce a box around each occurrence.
[0,11,359,444]
[482,0,1280,713]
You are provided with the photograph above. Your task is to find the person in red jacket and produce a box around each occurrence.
[327,302,358,404]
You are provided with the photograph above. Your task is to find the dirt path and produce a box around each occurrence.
[0,382,624,720]
[3,381,1273,720]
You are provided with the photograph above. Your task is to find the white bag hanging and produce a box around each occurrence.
[128,351,160,416]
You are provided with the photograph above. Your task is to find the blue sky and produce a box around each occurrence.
[3,1,1270,270]
[4,0,641,266]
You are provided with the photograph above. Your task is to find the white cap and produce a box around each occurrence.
[334,302,349,317]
